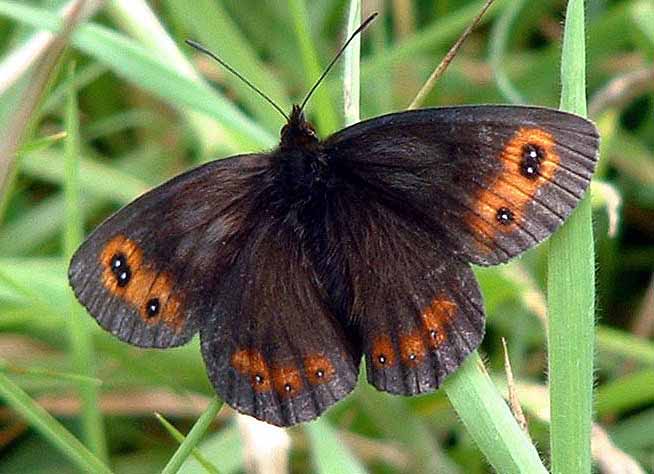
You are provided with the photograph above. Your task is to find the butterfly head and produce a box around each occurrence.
[280,105,319,151]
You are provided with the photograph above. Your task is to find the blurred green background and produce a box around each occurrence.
[0,0,653,473]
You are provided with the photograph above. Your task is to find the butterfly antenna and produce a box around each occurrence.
[299,12,378,112]
[185,39,290,121]
[408,0,495,109]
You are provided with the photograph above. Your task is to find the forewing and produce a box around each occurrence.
[325,192,484,394]
[200,216,361,427]
[324,105,599,265]
[68,154,269,348]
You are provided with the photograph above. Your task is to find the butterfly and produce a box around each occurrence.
[68,17,599,427]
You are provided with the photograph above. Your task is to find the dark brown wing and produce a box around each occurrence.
[68,153,269,348]
[316,104,598,392]
[199,214,360,427]
[321,188,484,395]
[324,105,599,266]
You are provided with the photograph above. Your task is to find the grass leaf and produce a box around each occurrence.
[63,62,107,461]
[306,419,368,474]
[161,398,224,474]
[444,353,548,473]
[547,0,595,472]
[0,372,113,474]
[287,0,339,134]
[156,412,221,474]
[343,0,361,127]
[0,0,276,150]
[489,0,527,103]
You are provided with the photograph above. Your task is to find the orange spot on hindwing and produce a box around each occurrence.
[231,349,272,392]
[421,296,457,348]
[231,350,333,396]
[371,296,457,370]
[99,235,184,331]
[304,354,336,385]
[399,331,427,366]
[467,127,559,250]
[371,335,397,368]
[272,366,303,398]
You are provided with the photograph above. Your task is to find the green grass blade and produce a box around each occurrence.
[63,62,108,461]
[343,0,361,127]
[630,0,654,45]
[0,193,90,256]
[39,62,107,117]
[63,63,83,259]
[0,0,275,150]
[16,131,67,157]
[547,0,595,473]
[597,326,654,365]
[444,352,548,473]
[20,149,150,204]
[356,373,459,474]
[155,413,221,474]
[361,0,507,80]
[306,419,368,474]
[489,0,527,104]
[287,0,339,134]
[178,424,243,474]
[596,370,654,417]
[0,372,113,474]
[163,0,291,131]
[0,358,102,386]
[2,144,159,257]
[161,398,224,474]
[104,0,237,156]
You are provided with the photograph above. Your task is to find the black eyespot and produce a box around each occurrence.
[378,355,387,364]
[116,269,131,286]
[409,353,417,361]
[146,298,160,318]
[429,329,438,339]
[255,374,264,384]
[284,383,293,392]
[496,207,514,225]
[520,143,544,179]
[110,253,131,287]
[316,369,325,378]
[111,253,126,270]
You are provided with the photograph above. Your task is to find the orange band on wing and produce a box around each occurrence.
[99,235,184,331]
[466,127,558,250]
[232,349,337,395]
[370,296,458,371]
